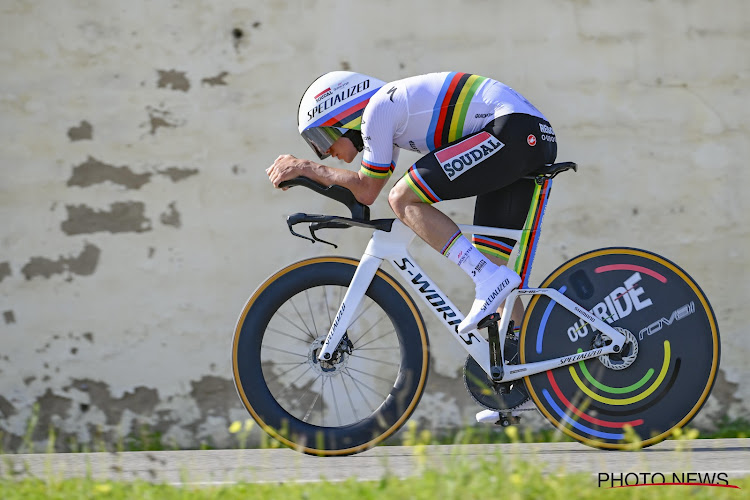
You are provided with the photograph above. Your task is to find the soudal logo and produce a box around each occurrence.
[314,87,332,102]
[527,134,537,146]
[307,80,371,121]
[435,132,504,181]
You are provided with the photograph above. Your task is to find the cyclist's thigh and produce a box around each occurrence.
[403,113,556,204]
[472,179,537,261]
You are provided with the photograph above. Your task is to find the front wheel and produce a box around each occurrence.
[232,257,429,456]
[520,247,720,449]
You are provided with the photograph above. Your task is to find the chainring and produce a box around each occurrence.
[463,335,529,411]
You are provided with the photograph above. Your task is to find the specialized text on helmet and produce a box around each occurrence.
[307,80,371,121]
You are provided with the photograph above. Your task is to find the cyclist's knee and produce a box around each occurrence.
[388,180,415,218]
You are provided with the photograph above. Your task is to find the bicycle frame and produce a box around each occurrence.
[318,217,627,381]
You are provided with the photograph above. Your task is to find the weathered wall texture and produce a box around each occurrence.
[1,0,747,450]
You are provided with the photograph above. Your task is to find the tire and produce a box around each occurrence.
[232,257,429,456]
[520,248,720,449]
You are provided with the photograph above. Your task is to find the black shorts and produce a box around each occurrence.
[404,113,557,260]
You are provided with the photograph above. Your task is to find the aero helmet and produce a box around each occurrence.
[298,71,385,159]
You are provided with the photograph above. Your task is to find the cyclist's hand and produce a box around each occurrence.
[266,154,303,190]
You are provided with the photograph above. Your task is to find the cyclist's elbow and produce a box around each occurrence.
[355,175,386,206]
[356,189,379,206]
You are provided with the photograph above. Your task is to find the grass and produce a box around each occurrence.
[1,449,747,499]
[2,418,748,498]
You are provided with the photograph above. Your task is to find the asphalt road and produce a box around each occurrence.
[2,438,748,486]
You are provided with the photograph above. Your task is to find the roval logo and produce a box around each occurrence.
[435,132,504,181]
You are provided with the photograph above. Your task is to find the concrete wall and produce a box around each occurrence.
[1,0,747,450]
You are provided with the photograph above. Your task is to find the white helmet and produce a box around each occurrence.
[297,71,385,159]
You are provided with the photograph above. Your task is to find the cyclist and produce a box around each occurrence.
[266,71,557,333]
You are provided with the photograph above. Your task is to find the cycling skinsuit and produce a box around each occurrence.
[359,72,557,261]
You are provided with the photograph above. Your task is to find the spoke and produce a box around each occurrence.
[347,366,397,384]
[340,375,360,421]
[357,346,401,351]
[349,354,400,367]
[267,326,310,344]
[263,361,309,385]
[277,365,316,400]
[262,344,308,359]
[300,374,323,422]
[348,300,377,334]
[275,310,316,341]
[324,286,333,327]
[351,315,387,345]
[330,377,342,426]
[356,329,396,350]
[288,296,316,340]
[305,289,318,337]
[345,368,389,402]
[344,369,376,411]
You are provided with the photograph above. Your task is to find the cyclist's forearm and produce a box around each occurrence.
[303,160,384,205]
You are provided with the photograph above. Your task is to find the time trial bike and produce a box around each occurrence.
[232,162,720,456]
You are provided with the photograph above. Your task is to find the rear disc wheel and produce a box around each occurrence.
[520,247,720,449]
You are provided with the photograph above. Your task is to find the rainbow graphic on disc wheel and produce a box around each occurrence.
[520,247,720,450]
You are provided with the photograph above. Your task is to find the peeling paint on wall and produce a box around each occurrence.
[67,379,159,426]
[3,311,15,324]
[67,120,92,141]
[0,262,10,282]
[189,376,236,421]
[157,166,199,182]
[61,202,152,235]
[201,71,228,86]
[156,69,190,92]
[146,107,182,135]
[67,156,152,189]
[32,389,72,441]
[0,395,16,419]
[21,242,100,280]
[711,369,742,414]
[160,202,181,228]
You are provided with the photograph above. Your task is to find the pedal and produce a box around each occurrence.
[475,409,522,427]
[496,414,522,427]
[477,312,501,329]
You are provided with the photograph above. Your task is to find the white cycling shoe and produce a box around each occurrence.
[458,266,521,334]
